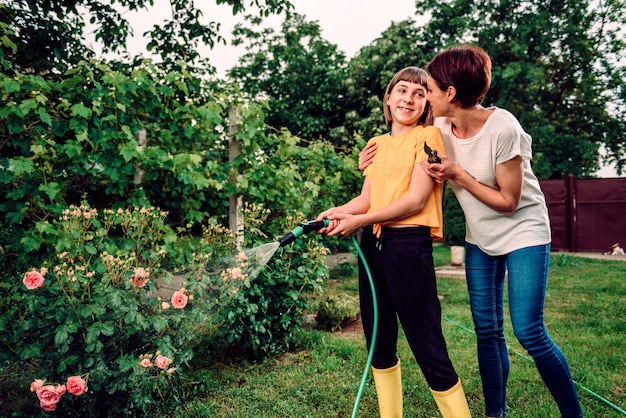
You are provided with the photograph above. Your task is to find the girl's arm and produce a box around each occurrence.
[422,154,523,215]
[324,164,435,236]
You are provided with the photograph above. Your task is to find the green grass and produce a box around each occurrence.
[172,249,626,417]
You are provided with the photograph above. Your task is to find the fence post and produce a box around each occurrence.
[228,107,243,245]
[133,128,147,185]
[566,174,577,252]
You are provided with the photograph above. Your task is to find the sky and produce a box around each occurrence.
[85,0,621,177]
[87,0,419,77]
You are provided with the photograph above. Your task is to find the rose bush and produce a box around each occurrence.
[5,203,216,415]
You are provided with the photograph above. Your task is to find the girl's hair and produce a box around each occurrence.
[427,44,492,109]
[383,66,433,127]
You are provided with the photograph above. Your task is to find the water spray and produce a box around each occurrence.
[277,219,377,418]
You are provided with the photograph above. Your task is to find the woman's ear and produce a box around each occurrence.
[447,86,457,101]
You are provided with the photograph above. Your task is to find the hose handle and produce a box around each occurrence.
[298,219,330,234]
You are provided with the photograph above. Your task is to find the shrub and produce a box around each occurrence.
[210,206,330,359]
[1,203,217,415]
[443,184,466,246]
[315,292,360,332]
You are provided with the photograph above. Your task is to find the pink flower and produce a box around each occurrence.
[155,355,171,370]
[36,384,66,411]
[66,375,87,396]
[23,270,45,290]
[131,267,149,288]
[171,290,188,309]
[140,358,152,368]
[30,379,44,392]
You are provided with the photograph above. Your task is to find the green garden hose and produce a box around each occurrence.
[350,234,377,418]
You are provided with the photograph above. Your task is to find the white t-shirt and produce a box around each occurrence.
[434,107,551,256]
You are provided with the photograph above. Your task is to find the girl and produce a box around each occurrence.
[317,67,471,418]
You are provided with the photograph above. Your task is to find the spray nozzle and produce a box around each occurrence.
[278,219,331,247]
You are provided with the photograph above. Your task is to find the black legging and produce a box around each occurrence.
[358,225,459,392]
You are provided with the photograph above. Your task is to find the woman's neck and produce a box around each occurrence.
[449,106,493,139]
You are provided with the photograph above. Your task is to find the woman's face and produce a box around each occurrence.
[385,80,427,128]
[426,76,449,117]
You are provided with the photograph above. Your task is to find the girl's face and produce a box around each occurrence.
[386,80,427,128]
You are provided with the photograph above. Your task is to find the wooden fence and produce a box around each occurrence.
[540,175,626,252]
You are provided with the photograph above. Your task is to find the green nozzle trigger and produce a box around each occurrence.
[278,219,330,247]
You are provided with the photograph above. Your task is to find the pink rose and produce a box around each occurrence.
[131,267,149,288]
[171,290,188,309]
[36,384,65,410]
[155,355,171,370]
[30,379,44,392]
[140,358,152,368]
[66,375,87,396]
[23,270,45,290]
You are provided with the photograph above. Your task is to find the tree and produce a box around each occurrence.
[413,0,626,178]
[1,0,293,75]
[228,13,350,144]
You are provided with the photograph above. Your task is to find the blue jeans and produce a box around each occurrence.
[465,243,583,417]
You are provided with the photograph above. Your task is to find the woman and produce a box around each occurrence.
[360,45,584,417]
[318,67,471,417]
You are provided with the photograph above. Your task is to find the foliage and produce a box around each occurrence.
[414,0,626,178]
[1,199,333,414]
[0,27,362,261]
[442,184,466,246]
[315,292,360,332]
[1,0,293,74]
[229,13,350,144]
[212,205,330,358]
[1,203,211,415]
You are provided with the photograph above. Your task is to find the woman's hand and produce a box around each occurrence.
[358,141,378,171]
[421,154,457,183]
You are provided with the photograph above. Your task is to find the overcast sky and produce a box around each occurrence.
[85,0,620,177]
[87,0,419,76]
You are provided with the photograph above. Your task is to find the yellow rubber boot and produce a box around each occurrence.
[430,379,472,418]
[371,362,402,418]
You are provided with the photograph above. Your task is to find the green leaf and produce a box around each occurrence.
[85,243,97,255]
[70,102,92,118]
[152,316,168,333]
[39,182,61,200]
[100,321,115,336]
[2,78,20,93]
[54,328,69,345]
[9,157,34,175]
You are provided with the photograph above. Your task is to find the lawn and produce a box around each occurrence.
[172,248,626,417]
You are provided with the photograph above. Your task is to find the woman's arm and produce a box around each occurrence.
[422,155,523,215]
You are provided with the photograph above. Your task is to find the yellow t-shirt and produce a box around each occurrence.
[363,125,445,239]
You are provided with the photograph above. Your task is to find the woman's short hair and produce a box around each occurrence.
[427,45,492,109]
[383,66,433,127]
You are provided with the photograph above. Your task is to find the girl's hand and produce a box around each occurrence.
[315,209,340,234]
[325,213,363,237]
[358,141,378,171]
